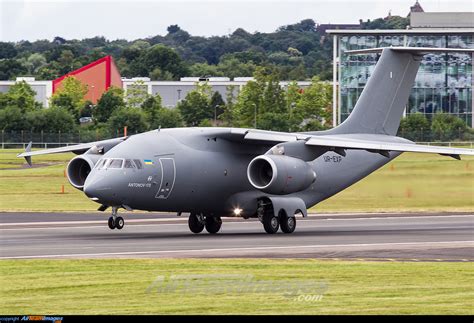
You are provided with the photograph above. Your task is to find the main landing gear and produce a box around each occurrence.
[108,206,124,230]
[188,213,222,234]
[257,200,297,234]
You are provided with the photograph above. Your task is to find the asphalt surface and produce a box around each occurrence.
[0,212,473,261]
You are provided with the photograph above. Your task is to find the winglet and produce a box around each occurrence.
[18,142,33,166]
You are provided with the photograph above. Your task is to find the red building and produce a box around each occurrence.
[52,56,122,103]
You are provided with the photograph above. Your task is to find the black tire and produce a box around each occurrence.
[188,213,204,234]
[205,217,222,234]
[263,213,279,234]
[280,214,296,234]
[108,216,116,230]
[115,216,124,230]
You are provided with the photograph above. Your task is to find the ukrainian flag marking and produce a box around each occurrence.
[144,159,154,165]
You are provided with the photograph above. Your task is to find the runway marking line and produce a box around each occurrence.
[1,214,473,230]
[1,240,473,259]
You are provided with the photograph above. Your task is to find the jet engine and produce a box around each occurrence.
[67,154,100,190]
[247,155,316,195]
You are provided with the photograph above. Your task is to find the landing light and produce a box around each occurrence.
[233,208,243,216]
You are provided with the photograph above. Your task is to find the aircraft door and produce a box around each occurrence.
[155,158,176,199]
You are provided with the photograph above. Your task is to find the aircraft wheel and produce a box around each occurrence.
[188,213,204,234]
[108,216,116,230]
[263,213,279,234]
[115,216,124,230]
[205,217,222,234]
[280,213,296,234]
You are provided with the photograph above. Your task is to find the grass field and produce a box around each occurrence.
[0,148,473,212]
[0,259,472,315]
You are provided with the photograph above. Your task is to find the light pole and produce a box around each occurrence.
[214,105,220,126]
[254,103,257,129]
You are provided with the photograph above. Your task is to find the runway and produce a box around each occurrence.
[1,212,473,261]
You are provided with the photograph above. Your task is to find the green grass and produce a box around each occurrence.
[0,259,472,314]
[0,148,473,212]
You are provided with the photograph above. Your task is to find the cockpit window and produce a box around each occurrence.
[133,159,143,169]
[124,159,134,169]
[108,159,123,169]
[94,159,102,169]
[97,159,108,170]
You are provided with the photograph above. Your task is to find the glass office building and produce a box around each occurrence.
[328,29,474,127]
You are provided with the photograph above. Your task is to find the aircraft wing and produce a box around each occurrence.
[230,129,474,159]
[17,137,126,166]
[304,135,474,159]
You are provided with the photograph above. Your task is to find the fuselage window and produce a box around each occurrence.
[109,159,123,169]
[124,159,134,168]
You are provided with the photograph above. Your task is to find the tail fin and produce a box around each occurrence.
[328,47,473,136]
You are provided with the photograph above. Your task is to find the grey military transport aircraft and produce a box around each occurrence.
[19,47,474,234]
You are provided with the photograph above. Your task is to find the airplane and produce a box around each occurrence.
[18,47,474,234]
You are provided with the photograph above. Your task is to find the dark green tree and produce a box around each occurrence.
[431,113,467,141]
[210,91,225,124]
[108,108,149,135]
[177,90,212,126]
[0,81,39,112]
[398,113,431,141]
[94,87,125,123]
[0,42,17,59]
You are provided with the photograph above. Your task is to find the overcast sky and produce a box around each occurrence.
[1,0,472,42]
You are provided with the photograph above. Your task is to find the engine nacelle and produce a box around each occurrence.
[247,155,316,195]
[67,154,100,190]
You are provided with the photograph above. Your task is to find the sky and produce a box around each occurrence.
[1,0,472,42]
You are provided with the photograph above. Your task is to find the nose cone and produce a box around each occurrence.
[83,173,113,204]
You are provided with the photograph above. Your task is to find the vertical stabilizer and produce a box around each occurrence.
[331,48,422,135]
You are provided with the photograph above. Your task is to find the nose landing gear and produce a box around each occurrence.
[108,206,124,230]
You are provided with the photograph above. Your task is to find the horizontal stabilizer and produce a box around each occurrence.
[345,47,474,55]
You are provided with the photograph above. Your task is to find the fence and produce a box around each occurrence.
[1,130,473,149]
[0,130,131,149]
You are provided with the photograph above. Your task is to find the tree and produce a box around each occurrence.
[141,94,163,129]
[431,113,467,141]
[42,107,76,132]
[233,67,290,131]
[25,53,47,74]
[125,80,150,108]
[155,108,183,128]
[143,44,189,80]
[0,107,28,131]
[177,89,212,126]
[50,76,88,121]
[0,42,17,59]
[0,81,39,112]
[108,108,149,135]
[292,77,332,131]
[0,59,28,80]
[94,87,125,123]
[398,113,430,141]
[220,85,237,127]
[210,91,225,124]
[167,25,181,34]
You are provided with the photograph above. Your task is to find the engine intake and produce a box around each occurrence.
[247,155,316,195]
[67,155,99,190]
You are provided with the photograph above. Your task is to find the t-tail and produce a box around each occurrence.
[326,47,474,136]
